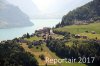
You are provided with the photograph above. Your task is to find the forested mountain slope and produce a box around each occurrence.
[56,0,100,27]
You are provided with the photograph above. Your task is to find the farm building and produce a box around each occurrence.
[75,34,87,39]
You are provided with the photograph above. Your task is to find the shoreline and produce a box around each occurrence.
[0,19,60,42]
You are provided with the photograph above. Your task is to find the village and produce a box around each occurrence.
[1,26,99,46]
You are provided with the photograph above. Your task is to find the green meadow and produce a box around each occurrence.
[55,22,100,34]
[24,36,43,42]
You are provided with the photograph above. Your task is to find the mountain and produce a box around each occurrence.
[0,1,33,28]
[56,0,100,27]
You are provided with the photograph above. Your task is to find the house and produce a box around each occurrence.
[75,34,88,39]
[35,27,50,37]
[82,35,87,39]
[0,41,6,44]
[75,34,81,38]
[50,29,54,35]
[91,31,96,34]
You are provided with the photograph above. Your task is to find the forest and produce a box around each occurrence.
[0,40,38,66]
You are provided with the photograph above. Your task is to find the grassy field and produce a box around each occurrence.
[55,23,100,34]
[65,42,73,47]
[80,33,100,40]
[21,43,52,65]
[52,34,64,39]
[21,43,60,66]
[24,36,43,42]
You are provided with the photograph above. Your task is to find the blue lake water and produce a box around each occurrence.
[0,19,61,41]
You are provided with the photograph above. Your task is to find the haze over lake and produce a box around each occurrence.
[0,19,60,41]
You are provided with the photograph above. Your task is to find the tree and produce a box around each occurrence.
[26,33,30,38]
[41,47,43,51]
[39,54,45,60]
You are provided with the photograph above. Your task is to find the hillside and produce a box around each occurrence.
[0,0,33,28]
[0,23,99,66]
[54,22,100,40]
[56,0,100,27]
[55,22,100,34]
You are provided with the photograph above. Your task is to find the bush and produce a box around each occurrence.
[39,54,45,60]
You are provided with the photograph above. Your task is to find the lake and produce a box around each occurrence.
[0,19,61,41]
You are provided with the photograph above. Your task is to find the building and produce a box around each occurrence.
[50,29,54,35]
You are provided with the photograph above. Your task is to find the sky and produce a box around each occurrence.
[6,0,93,19]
